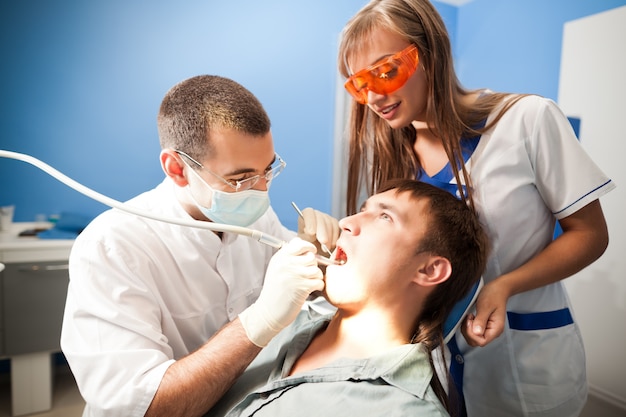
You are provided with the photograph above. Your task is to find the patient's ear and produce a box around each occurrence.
[161,149,188,187]
[415,256,452,287]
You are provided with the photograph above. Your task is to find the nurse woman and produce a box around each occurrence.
[337,1,615,416]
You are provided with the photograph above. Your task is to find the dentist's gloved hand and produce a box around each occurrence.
[297,208,340,255]
[239,238,324,347]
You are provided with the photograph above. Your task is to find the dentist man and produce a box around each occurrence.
[61,75,336,417]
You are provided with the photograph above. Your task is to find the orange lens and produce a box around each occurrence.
[344,44,419,104]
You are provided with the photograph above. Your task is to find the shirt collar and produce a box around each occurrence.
[273,313,434,399]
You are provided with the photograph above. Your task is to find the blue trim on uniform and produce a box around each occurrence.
[507,308,573,331]
[419,173,463,197]
[418,120,485,417]
[417,120,486,199]
[444,279,481,341]
[447,336,467,417]
[417,143,474,197]
[553,179,613,215]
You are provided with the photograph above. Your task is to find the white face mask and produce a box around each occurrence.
[187,166,270,227]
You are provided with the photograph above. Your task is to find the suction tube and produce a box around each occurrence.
[0,150,284,248]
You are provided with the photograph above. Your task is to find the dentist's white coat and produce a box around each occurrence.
[61,177,294,417]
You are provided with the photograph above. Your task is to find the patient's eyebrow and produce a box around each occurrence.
[378,202,397,215]
[360,199,397,214]
[361,197,406,223]
[378,201,408,224]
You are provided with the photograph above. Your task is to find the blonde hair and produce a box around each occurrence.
[339,0,526,214]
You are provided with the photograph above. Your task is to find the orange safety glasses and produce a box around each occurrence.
[344,44,419,104]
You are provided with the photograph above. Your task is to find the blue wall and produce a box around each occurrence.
[0,0,367,230]
[1,0,624,231]
[455,0,626,100]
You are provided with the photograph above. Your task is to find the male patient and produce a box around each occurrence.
[209,179,489,416]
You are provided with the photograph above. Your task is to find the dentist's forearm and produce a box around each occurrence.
[144,318,261,417]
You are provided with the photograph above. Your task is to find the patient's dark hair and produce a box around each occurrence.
[378,179,489,414]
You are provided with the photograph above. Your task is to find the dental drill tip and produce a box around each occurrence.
[315,254,343,266]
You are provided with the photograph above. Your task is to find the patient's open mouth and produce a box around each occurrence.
[335,246,347,265]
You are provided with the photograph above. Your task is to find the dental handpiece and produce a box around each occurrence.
[254,231,340,266]
[313,254,340,266]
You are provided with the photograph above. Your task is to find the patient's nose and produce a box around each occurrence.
[338,214,360,235]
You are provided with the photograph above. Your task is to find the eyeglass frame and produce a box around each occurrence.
[174,150,286,192]
[344,44,419,104]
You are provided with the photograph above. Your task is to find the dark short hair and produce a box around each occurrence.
[378,179,489,347]
[157,75,271,161]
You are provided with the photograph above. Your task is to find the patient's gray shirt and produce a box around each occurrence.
[208,308,449,417]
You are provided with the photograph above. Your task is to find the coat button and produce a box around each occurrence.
[455,354,464,364]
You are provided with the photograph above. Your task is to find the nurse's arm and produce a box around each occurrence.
[462,199,608,347]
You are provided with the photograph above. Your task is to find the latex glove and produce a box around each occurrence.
[297,208,340,255]
[239,238,324,347]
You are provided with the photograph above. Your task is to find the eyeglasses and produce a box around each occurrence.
[344,44,419,105]
[175,150,286,192]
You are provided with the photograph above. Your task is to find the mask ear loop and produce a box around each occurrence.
[177,155,212,215]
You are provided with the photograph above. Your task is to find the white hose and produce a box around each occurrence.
[0,150,285,249]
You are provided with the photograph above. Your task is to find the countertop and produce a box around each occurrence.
[0,222,75,263]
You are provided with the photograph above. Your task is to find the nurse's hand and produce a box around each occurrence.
[239,238,324,347]
[461,280,508,347]
[297,208,340,255]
